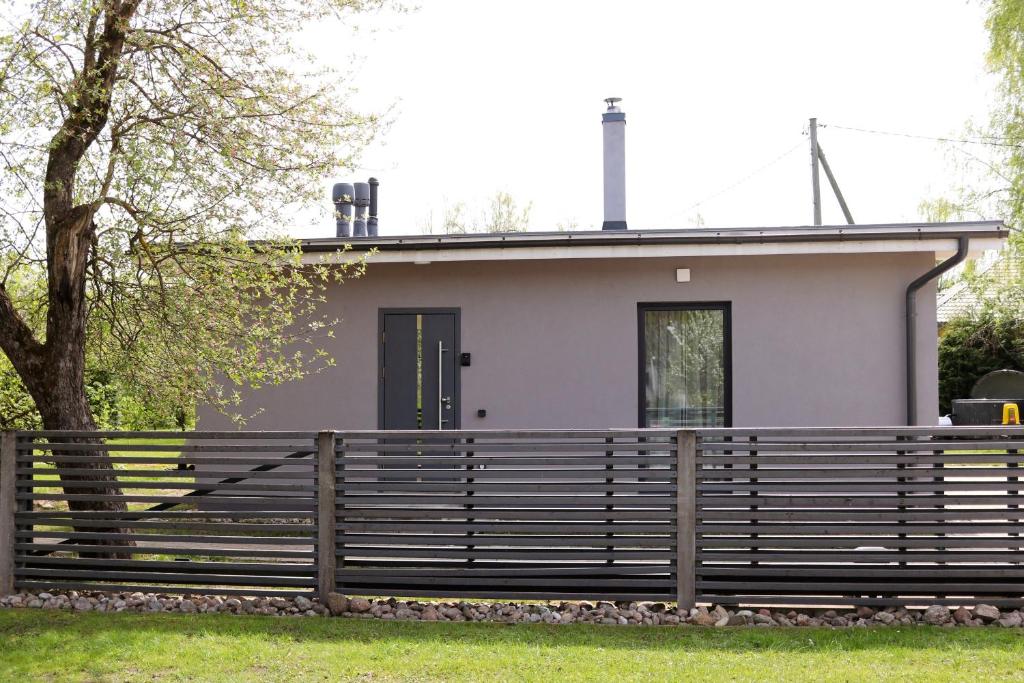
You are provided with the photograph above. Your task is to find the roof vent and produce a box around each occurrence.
[332,178,379,237]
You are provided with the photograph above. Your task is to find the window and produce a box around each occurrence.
[638,303,731,428]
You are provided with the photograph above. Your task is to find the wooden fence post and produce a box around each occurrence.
[0,431,16,596]
[317,431,337,599]
[676,429,697,611]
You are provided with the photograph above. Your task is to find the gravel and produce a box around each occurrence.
[1,591,1020,628]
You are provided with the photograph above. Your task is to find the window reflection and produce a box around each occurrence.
[642,307,727,428]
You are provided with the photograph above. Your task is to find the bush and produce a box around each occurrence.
[938,312,1024,414]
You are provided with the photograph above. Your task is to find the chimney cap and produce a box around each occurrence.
[604,97,622,111]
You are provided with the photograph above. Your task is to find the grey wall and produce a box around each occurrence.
[197,251,940,430]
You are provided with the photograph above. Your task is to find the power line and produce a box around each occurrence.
[819,122,1021,148]
[687,139,805,211]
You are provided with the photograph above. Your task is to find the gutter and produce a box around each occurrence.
[906,235,970,425]
[296,221,1006,253]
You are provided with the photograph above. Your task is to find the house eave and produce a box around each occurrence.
[296,220,1008,264]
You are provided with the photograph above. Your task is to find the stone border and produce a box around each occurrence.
[1,590,1020,627]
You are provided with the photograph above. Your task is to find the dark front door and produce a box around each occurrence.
[379,309,460,430]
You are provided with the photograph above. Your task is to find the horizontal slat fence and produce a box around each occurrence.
[6,426,1024,609]
[333,430,679,601]
[696,426,1024,607]
[9,431,317,596]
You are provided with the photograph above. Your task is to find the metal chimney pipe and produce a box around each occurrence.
[353,182,370,237]
[602,97,627,230]
[332,183,353,237]
[367,177,379,236]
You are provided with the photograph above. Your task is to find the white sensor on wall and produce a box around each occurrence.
[675,268,691,283]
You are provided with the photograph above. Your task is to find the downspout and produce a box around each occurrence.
[905,235,969,424]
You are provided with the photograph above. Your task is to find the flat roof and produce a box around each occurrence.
[298,220,1009,264]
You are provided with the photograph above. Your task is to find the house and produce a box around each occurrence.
[196,101,1009,431]
[193,220,1005,432]
[937,252,1021,326]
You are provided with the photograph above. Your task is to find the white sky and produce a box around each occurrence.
[294,0,997,237]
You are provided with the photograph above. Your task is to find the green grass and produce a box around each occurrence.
[1,611,1024,682]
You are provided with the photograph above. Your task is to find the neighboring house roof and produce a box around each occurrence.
[298,220,1008,264]
[937,252,1021,323]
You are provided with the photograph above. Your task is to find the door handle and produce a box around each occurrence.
[438,340,448,429]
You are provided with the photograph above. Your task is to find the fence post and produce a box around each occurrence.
[316,431,337,599]
[0,431,16,596]
[676,429,697,611]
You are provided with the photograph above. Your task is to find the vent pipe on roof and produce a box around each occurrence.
[332,183,354,237]
[353,182,370,237]
[368,177,379,237]
[602,97,627,230]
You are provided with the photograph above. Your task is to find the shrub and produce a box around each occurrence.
[938,312,1024,414]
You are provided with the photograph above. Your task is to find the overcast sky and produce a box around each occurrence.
[295,0,996,238]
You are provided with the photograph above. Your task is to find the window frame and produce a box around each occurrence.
[636,301,733,428]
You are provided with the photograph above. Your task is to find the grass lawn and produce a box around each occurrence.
[1,611,1023,682]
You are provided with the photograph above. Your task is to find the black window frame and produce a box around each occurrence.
[637,301,733,428]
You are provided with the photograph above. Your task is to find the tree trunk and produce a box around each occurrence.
[25,342,135,558]
[0,1,144,558]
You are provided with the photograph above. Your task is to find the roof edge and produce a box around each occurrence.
[297,220,1009,253]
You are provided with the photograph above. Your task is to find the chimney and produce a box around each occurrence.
[332,183,353,237]
[602,97,626,230]
[367,177,379,236]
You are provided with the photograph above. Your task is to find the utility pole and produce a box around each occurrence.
[809,117,822,226]
[808,117,854,226]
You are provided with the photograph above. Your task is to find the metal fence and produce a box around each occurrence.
[2,426,1024,608]
[1,431,317,597]
[332,430,678,602]
[696,426,1024,608]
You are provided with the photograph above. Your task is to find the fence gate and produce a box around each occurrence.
[6,431,317,597]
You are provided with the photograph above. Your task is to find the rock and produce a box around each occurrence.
[997,612,1023,628]
[874,611,896,625]
[922,605,951,626]
[691,607,717,627]
[8,588,1024,630]
[974,604,1000,623]
[349,597,371,613]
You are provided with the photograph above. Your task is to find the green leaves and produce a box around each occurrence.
[0,0,385,426]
